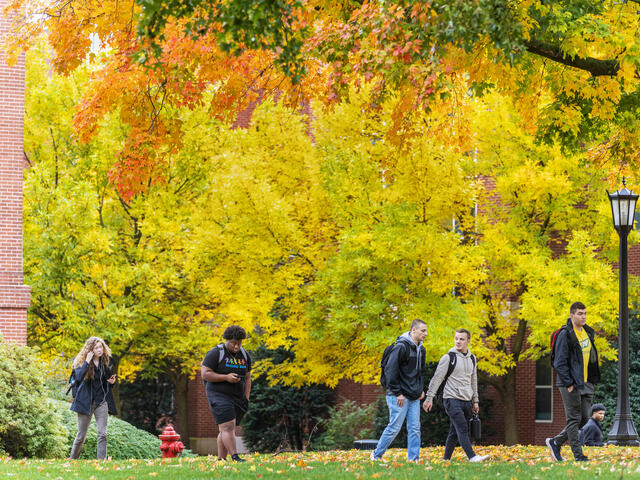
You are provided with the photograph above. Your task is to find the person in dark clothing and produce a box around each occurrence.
[546,302,600,462]
[69,336,117,459]
[579,403,605,446]
[201,325,252,462]
[370,319,427,462]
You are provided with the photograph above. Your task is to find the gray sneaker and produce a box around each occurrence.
[545,437,563,461]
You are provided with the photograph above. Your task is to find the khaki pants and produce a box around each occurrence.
[70,402,109,459]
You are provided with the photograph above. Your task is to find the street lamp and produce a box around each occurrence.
[607,178,640,446]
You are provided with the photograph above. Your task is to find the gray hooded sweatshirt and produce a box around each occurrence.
[425,347,478,403]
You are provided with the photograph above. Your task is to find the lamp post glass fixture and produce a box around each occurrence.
[607,178,640,446]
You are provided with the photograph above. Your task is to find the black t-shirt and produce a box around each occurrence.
[202,344,252,399]
[90,363,108,405]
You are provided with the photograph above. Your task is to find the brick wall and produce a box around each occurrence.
[186,371,220,439]
[0,1,30,345]
[334,379,383,406]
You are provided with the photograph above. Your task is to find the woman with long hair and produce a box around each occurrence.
[69,336,117,460]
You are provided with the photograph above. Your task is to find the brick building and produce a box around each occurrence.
[0,0,31,346]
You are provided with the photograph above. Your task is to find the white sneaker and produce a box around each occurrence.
[469,454,489,463]
[370,451,381,462]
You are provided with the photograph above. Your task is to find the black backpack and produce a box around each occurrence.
[434,352,476,404]
[380,340,404,388]
[549,325,566,367]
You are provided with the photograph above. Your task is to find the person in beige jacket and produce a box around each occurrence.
[423,329,488,462]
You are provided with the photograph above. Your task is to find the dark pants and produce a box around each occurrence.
[554,384,593,460]
[443,398,476,460]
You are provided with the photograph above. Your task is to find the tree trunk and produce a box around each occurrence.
[480,318,527,445]
[172,372,191,448]
[483,368,519,445]
[501,368,519,445]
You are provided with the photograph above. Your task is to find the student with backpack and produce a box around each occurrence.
[201,325,252,462]
[69,336,117,460]
[423,328,489,462]
[370,319,427,462]
[545,302,600,462]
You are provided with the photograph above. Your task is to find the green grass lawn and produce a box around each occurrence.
[2,446,640,479]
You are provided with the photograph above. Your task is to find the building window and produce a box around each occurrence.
[535,357,553,421]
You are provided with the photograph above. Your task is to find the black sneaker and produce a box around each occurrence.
[575,455,589,462]
[230,454,247,462]
[545,438,563,461]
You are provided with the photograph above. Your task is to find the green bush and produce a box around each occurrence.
[241,347,331,452]
[119,374,176,434]
[0,339,69,458]
[314,400,376,450]
[55,400,162,459]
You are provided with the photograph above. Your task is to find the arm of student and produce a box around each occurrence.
[424,354,450,403]
[471,358,479,404]
[201,365,240,383]
[553,331,573,389]
[244,371,252,400]
[74,361,90,382]
[384,344,405,397]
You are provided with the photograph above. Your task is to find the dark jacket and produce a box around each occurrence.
[385,332,426,400]
[579,417,604,446]
[70,360,118,415]
[553,318,600,389]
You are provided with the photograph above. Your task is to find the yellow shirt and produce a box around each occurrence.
[574,327,591,383]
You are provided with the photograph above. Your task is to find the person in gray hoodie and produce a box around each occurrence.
[370,319,428,462]
[423,328,489,462]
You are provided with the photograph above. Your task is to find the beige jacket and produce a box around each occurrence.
[425,347,478,403]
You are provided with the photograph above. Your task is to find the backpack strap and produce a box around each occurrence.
[443,351,457,386]
[217,343,248,364]
[443,352,476,387]
[65,371,75,396]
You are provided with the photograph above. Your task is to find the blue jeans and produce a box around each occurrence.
[373,395,421,461]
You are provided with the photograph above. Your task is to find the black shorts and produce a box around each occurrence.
[208,391,249,425]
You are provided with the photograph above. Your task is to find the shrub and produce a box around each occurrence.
[314,400,376,450]
[56,400,162,459]
[241,347,331,452]
[118,373,176,434]
[0,339,69,458]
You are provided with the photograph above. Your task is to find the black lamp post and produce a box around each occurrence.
[607,178,640,446]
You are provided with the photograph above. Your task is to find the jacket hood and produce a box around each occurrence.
[399,332,423,370]
[449,347,473,357]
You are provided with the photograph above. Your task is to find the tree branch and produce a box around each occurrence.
[524,39,619,77]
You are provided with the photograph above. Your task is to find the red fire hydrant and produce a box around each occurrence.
[159,425,185,458]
